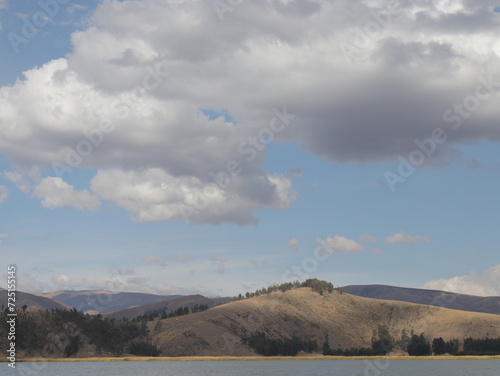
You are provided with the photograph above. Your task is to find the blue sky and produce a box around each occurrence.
[0,0,499,297]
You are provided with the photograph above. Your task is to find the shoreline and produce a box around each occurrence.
[4,355,500,362]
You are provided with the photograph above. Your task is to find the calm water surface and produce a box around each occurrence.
[12,359,499,376]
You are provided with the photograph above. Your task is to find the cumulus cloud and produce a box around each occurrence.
[34,177,100,211]
[424,265,500,296]
[289,237,299,251]
[385,231,430,244]
[1,0,500,223]
[140,255,167,267]
[0,185,8,203]
[4,171,34,194]
[318,236,365,254]
[90,168,294,224]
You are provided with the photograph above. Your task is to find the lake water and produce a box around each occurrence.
[11,359,499,376]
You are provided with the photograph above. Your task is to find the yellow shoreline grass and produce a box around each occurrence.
[3,355,499,362]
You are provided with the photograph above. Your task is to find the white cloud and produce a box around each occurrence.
[4,170,100,211]
[359,233,378,243]
[319,236,365,254]
[209,252,227,263]
[112,267,135,276]
[34,177,100,211]
[51,273,149,293]
[0,185,8,203]
[289,237,299,251]
[51,274,80,289]
[90,168,294,224]
[1,0,500,224]
[209,252,228,274]
[141,255,167,267]
[385,231,430,244]
[175,253,194,262]
[424,265,500,296]
[4,171,34,194]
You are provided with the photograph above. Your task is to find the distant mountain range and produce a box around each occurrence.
[341,285,500,315]
[104,294,216,320]
[1,285,500,358]
[42,290,182,314]
[2,284,498,319]
[0,288,70,311]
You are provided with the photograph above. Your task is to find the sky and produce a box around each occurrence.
[0,0,499,298]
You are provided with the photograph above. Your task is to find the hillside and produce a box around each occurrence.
[2,286,500,358]
[104,294,215,320]
[150,287,500,356]
[341,285,500,315]
[0,288,70,311]
[43,290,181,314]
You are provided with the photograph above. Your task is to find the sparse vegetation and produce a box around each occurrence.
[371,325,395,355]
[131,304,210,322]
[322,325,394,356]
[215,279,338,307]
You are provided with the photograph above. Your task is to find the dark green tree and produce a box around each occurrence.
[407,334,431,356]
[371,325,394,355]
[432,337,445,355]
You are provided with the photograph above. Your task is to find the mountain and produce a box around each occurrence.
[341,285,500,315]
[104,294,215,320]
[43,290,181,314]
[2,287,500,358]
[149,287,500,356]
[0,288,70,311]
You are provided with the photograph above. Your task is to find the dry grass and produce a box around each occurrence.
[150,288,500,356]
[9,355,500,362]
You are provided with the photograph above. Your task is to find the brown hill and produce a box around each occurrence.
[341,284,500,315]
[150,288,500,356]
[104,294,214,320]
[0,288,70,311]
